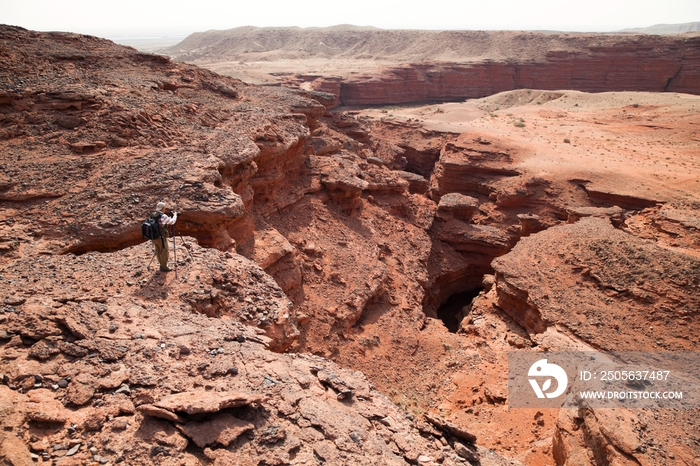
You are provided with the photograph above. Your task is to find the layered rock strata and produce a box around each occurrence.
[323,44,700,106]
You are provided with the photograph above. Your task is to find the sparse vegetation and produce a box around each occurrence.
[394,396,409,411]
[359,335,381,347]
[392,394,424,416]
[514,118,525,128]
[564,138,571,144]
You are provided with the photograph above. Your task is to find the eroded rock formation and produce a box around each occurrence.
[0,25,507,466]
[2,25,700,466]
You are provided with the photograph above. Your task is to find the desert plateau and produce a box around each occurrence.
[1,22,699,466]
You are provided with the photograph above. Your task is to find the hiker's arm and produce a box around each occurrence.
[159,212,178,225]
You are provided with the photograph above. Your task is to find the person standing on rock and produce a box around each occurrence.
[151,201,178,272]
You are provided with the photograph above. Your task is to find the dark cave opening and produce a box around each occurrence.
[437,287,483,333]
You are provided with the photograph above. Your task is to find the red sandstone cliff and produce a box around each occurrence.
[324,36,700,105]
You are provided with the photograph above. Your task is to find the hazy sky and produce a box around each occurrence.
[2,0,699,37]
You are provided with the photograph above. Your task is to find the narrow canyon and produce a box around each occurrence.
[1,25,699,466]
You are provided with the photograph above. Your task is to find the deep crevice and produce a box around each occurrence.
[437,287,484,333]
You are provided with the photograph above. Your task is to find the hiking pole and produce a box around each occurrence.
[172,223,194,262]
[171,225,178,279]
[147,251,156,270]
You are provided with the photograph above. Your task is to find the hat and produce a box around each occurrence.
[156,202,166,210]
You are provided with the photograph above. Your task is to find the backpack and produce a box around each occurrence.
[142,211,163,242]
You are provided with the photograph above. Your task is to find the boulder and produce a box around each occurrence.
[436,193,479,221]
[177,414,254,447]
[155,391,266,415]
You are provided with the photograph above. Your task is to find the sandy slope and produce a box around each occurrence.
[357,89,700,205]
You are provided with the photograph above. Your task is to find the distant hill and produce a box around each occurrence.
[163,25,692,64]
[620,22,700,34]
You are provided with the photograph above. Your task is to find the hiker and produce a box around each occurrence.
[151,201,178,272]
